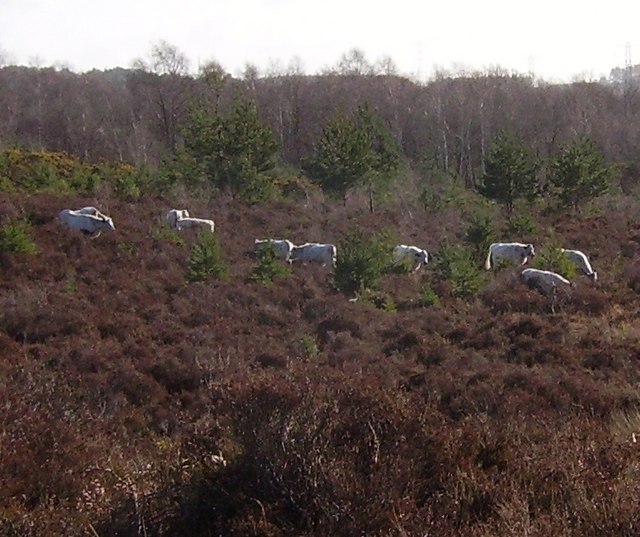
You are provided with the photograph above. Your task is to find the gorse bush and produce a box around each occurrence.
[0,220,37,255]
[333,229,394,296]
[186,233,229,283]
[249,248,291,287]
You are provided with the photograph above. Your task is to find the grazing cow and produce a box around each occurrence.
[561,248,597,281]
[254,239,295,262]
[175,216,215,233]
[290,242,337,267]
[521,268,573,296]
[166,209,190,230]
[59,208,115,239]
[485,242,535,270]
[393,244,430,272]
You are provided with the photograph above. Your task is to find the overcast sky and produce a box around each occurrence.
[1,0,638,82]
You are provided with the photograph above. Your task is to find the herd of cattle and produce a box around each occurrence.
[57,206,597,296]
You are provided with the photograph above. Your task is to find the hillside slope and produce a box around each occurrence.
[1,191,640,535]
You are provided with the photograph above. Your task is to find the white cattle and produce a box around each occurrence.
[175,216,215,233]
[254,239,295,262]
[59,208,115,239]
[561,248,597,281]
[291,242,337,267]
[166,209,190,230]
[393,244,430,272]
[485,242,535,270]
[521,268,573,296]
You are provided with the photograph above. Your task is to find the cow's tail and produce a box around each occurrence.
[484,247,493,270]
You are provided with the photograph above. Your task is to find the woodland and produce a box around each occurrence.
[1,45,640,535]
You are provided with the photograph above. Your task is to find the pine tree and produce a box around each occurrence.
[303,104,401,207]
[548,137,612,211]
[478,132,539,216]
[183,97,279,200]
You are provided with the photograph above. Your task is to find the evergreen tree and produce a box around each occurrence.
[353,103,402,211]
[303,104,401,206]
[548,137,612,211]
[183,97,280,200]
[478,132,539,215]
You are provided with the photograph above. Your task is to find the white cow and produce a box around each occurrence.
[291,242,337,267]
[175,216,215,233]
[521,268,573,296]
[393,244,430,272]
[485,242,535,270]
[166,209,190,230]
[254,239,295,262]
[76,206,107,218]
[59,208,115,239]
[561,248,597,281]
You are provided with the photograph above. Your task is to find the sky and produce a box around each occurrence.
[1,0,639,82]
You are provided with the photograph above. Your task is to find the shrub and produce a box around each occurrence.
[505,213,537,237]
[434,243,484,297]
[417,285,441,307]
[298,334,320,358]
[0,220,37,255]
[465,214,494,261]
[534,245,577,280]
[249,248,291,287]
[0,149,98,193]
[333,229,394,296]
[186,233,229,283]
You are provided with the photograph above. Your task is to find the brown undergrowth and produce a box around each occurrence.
[1,191,640,535]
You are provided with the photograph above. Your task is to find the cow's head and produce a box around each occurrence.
[103,217,115,231]
[526,244,535,257]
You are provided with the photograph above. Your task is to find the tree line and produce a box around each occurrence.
[0,43,637,210]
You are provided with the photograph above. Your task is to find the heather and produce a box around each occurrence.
[1,184,639,536]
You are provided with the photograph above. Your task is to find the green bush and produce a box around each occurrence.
[465,214,494,261]
[434,243,483,297]
[417,285,440,307]
[0,220,37,254]
[333,230,394,296]
[534,245,577,280]
[186,233,229,283]
[505,213,537,237]
[0,149,94,193]
[249,248,291,287]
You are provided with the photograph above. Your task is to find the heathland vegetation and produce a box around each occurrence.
[1,44,640,535]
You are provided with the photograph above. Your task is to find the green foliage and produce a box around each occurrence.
[356,288,397,311]
[548,137,612,211]
[0,220,37,254]
[100,163,150,200]
[186,233,229,283]
[534,245,577,280]
[505,213,537,237]
[417,285,440,307]
[0,149,99,194]
[478,132,540,214]
[249,248,291,287]
[155,152,209,195]
[298,334,320,358]
[303,103,401,204]
[465,214,494,261]
[333,229,395,296]
[183,97,280,201]
[434,243,483,297]
[150,225,187,247]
